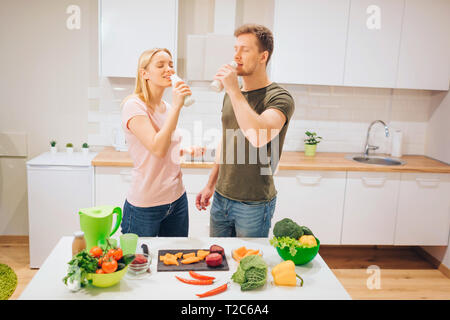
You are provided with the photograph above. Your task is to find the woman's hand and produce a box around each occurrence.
[172,80,192,109]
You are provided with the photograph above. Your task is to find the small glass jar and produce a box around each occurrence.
[72,231,86,256]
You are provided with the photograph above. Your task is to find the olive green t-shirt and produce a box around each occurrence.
[215,82,295,201]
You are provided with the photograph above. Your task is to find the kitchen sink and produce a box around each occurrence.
[346,154,406,166]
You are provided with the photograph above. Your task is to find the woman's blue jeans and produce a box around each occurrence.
[121,192,189,237]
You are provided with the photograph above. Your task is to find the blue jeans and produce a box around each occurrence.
[121,192,189,237]
[210,191,277,237]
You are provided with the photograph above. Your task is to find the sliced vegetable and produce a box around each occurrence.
[160,253,177,261]
[175,276,213,285]
[164,256,179,266]
[181,256,201,264]
[196,282,229,298]
[232,247,261,261]
[175,252,183,259]
[189,271,215,281]
[196,250,210,260]
[183,252,196,259]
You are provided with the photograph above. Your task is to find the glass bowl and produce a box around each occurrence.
[127,253,152,277]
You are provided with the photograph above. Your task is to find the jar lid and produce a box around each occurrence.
[74,231,84,238]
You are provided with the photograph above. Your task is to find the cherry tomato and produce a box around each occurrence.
[97,256,104,268]
[96,269,105,274]
[105,249,116,259]
[112,248,123,260]
[102,259,118,274]
[89,246,103,258]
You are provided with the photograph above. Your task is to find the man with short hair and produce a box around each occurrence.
[195,24,295,237]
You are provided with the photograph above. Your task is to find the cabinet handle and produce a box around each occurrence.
[415,177,440,188]
[296,175,322,185]
[361,177,386,187]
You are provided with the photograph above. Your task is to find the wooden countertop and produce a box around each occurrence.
[92,147,450,173]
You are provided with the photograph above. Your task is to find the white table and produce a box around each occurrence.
[19,236,351,300]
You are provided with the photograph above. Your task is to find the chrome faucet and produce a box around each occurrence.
[363,120,390,157]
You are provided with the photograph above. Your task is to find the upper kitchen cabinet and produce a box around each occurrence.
[271,0,350,86]
[100,0,178,78]
[344,0,404,88]
[396,0,450,90]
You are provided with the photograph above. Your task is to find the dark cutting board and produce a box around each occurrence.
[157,249,229,272]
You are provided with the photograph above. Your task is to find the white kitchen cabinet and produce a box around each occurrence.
[95,166,131,208]
[100,0,178,77]
[273,171,346,244]
[181,168,211,237]
[396,0,450,90]
[27,152,96,268]
[341,171,400,245]
[271,0,350,85]
[394,173,450,245]
[344,0,404,88]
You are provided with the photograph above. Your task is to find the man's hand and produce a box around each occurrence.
[214,64,240,95]
[195,185,214,211]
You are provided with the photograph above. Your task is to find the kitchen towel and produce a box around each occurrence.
[390,129,403,158]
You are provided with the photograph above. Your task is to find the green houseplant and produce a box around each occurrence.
[304,131,322,156]
[66,142,74,154]
[82,142,89,155]
[50,140,57,154]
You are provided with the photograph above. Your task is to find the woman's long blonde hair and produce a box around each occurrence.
[122,48,172,109]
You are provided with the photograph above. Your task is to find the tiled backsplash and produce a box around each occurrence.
[88,78,434,155]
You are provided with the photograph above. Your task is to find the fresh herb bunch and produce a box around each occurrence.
[50,140,56,147]
[62,250,98,288]
[82,143,89,148]
[304,131,323,145]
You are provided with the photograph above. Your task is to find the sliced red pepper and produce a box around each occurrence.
[189,270,215,281]
[196,282,228,298]
[175,275,213,285]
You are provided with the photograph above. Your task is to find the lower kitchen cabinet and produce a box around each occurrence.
[394,173,450,245]
[94,166,449,246]
[341,172,401,245]
[95,166,212,237]
[95,166,131,209]
[181,168,211,237]
[274,171,346,244]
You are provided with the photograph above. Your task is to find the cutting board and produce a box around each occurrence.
[157,249,229,272]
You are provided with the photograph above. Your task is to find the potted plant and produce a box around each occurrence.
[66,143,74,154]
[81,142,89,155]
[304,131,322,156]
[50,140,57,154]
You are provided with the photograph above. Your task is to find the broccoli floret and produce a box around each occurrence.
[273,218,304,239]
[300,226,314,236]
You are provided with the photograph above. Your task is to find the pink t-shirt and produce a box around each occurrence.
[121,96,185,207]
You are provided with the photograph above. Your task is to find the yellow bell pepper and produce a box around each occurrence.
[271,260,303,287]
[299,235,317,247]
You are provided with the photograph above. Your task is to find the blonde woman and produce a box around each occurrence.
[120,48,203,237]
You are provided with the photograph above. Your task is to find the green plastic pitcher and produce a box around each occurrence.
[78,205,122,250]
